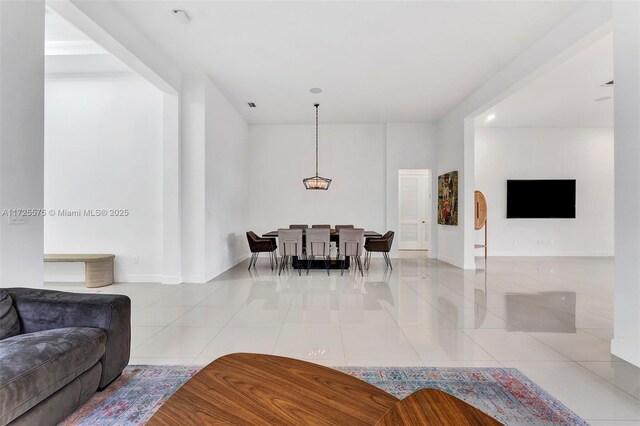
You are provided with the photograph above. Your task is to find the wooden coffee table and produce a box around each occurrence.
[148,353,502,425]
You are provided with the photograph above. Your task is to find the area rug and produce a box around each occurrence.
[60,365,587,426]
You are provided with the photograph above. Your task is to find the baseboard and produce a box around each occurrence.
[119,274,163,283]
[611,338,640,367]
[44,274,84,283]
[206,253,250,282]
[181,274,207,283]
[436,255,463,269]
[486,251,614,257]
[45,273,163,284]
[161,275,183,285]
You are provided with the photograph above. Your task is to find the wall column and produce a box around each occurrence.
[0,1,45,287]
[612,0,640,367]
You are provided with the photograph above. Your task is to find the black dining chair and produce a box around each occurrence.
[364,231,394,270]
[246,231,278,270]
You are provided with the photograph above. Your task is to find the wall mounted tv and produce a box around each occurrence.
[506,179,576,219]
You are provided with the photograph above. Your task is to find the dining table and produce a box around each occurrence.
[262,229,382,270]
[262,229,382,240]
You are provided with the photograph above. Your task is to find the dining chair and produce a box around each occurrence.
[311,224,331,229]
[246,231,278,270]
[338,228,365,276]
[334,225,354,232]
[364,231,395,270]
[289,224,309,230]
[278,228,304,276]
[305,228,331,276]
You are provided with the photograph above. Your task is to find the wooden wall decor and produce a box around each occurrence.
[474,190,487,230]
[474,190,488,259]
[437,171,458,226]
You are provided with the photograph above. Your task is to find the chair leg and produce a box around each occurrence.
[307,255,314,275]
[324,256,330,276]
[356,256,364,276]
[278,255,286,276]
[248,253,255,270]
[384,253,393,270]
[341,257,345,276]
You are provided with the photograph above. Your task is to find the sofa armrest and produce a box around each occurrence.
[6,287,131,390]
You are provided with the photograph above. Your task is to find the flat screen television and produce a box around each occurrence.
[506,179,576,219]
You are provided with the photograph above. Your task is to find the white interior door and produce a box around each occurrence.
[399,171,430,250]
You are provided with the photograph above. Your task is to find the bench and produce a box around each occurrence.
[44,254,115,288]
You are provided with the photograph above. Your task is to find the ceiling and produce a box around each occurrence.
[476,33,613,128]
[107,1,584,124]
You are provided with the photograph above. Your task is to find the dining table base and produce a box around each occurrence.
[284,256,351,270]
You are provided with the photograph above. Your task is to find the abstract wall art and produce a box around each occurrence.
[438,171,458,226]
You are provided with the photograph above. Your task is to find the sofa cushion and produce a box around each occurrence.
[0,327,106,425]
[0,290,19,340]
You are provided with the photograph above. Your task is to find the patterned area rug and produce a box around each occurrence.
[61,365,587,426]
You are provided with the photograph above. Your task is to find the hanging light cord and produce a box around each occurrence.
[315,103,319,177]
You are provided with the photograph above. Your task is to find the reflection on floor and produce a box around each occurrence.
[45,254,640,424]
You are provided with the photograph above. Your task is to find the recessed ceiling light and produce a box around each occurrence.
[485,114,496,122]
[595,96,611,102]
[248,102,257,108]
[310,88,322,94]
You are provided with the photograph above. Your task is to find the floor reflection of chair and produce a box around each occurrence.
[290,276,338,325]
[362,270,394,310]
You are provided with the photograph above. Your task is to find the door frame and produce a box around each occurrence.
[398,169,432,252]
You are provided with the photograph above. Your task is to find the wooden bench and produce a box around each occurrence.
[44,254,115,288]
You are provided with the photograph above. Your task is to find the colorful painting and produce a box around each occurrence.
[438,171,458,226]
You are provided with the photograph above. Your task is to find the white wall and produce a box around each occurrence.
[248,122,436,255]
[180,74,207,282]
[204,79,250,279]
[435,2,612,268]
[44,75,164,282]
[385,123,437,256]
[249,124,386,234]
[181,74,250,282]
[475,127,613,256]
[0,0,45,287]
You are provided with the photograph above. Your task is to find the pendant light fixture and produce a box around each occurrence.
[303,103,332,190]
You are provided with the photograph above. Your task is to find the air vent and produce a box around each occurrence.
[248,102,257,108]
[602,80,614,87]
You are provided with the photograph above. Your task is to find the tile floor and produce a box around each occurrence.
[45,254,640,424]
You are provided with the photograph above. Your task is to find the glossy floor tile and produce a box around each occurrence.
[44,254,640,423]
